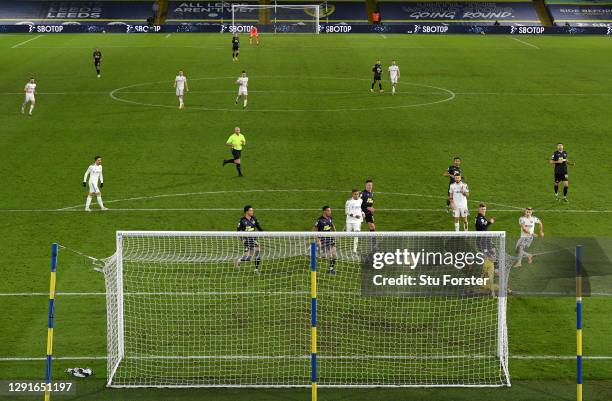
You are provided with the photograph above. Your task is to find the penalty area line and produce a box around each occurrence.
[1,207,612,213]
[11,35,42,48]
[510,37,540,50]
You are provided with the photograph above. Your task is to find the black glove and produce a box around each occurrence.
[82,182,86,187]
[100,182,104,188]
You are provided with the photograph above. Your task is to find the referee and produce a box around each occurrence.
[223,126,246,177]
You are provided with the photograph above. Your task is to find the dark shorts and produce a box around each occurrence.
[232,149,241,159]
[94,60,101,66]
[233,45,239,51]
[373,75,382,81]
[242,238,259,250]
[364,213,375,224]
[554,172,568,182]
[320,239,336,251]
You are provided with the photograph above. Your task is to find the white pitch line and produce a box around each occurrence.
[2,207,611,213]
[2,90,612,97]
[1,355,611,361]
[11,35,42,48]
[53,189,524,212]
[510,37,540,50]
[380,34,387,39]
[165,33,171,38]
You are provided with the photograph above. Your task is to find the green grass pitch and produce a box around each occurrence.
[0,32,611,400]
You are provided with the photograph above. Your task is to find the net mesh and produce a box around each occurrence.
[105,232,509,388]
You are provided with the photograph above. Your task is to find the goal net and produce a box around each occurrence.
[104,231,510,388]
[230,4,320,34]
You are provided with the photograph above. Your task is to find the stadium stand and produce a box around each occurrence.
[546,0,612,27]
[377,0,541,26]
[0,0,543,26]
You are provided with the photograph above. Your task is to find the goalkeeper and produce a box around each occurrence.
[236,205,263,274]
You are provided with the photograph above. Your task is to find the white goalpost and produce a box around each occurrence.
[231,4,320,34]
[104,231,510,388]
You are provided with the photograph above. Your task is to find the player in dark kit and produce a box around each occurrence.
[370,60,383,93]
[475,203,496,232]
[93,48,102,78]
[232,33,239,61]
[313,206,337,274]
[236,205,264,274]
[361,180,376,231]
[443,157,462,212]
[550,143,573,202]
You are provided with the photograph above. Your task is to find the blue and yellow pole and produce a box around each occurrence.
[576,245,583,401]
[44,243,58,401]
[310,241,318,401]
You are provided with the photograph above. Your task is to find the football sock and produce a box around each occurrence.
[454,222,460,231]
[86,196,92,209]
[379,83,382,90]
[371,82,375,90]
[554,184,559,195]
[236,164,242,176]
[563,187,568,196]
[96,196,105,208]
[330,259,336,268]
[29,105,34,113]
[243,99,247,107]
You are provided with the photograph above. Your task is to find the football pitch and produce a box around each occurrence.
[1,32,611,400]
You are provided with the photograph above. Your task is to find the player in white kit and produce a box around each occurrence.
[235,70,248,109]
[388,60,400,95]
[173,70,188,109]
[449,173,469,231]
[345,189,364,253]
[513,207,544,267]
[82,156,108,212]
[22,78,36,115]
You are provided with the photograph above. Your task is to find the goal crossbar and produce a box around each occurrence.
[230,4,321,34]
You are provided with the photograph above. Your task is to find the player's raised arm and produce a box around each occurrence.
[536,219,544,237]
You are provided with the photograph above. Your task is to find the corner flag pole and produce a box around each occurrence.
[576,245,583,401]
[310,241,318,401]
[44,243,59,401]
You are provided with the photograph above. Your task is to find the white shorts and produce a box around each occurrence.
[25,93,35,103]
[176,88,184,97]
[453,207,469,218]
[390,76,398,84]
[238,88,248,96]
[515,236,533,251]
[88,181,100,193]
[346,221,362,232]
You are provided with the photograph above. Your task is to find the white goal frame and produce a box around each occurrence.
[231,4,320,34]
[105,231,510,388]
